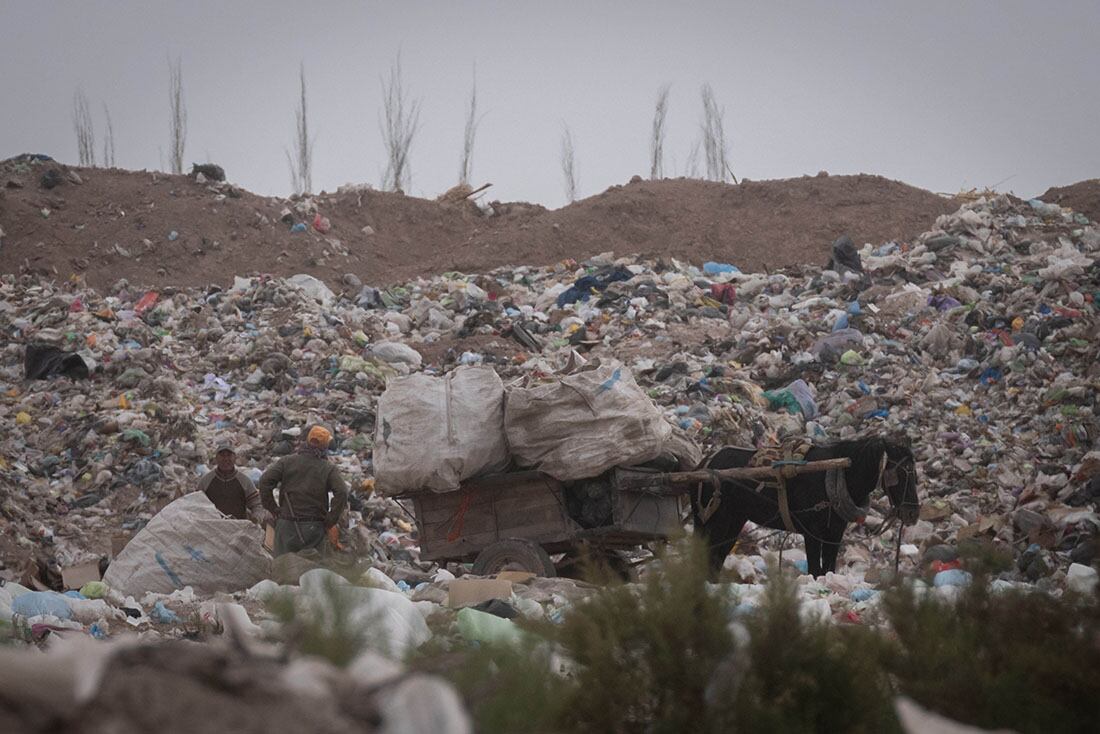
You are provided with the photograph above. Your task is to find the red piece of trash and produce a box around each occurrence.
[312,213,331,234]
[710,283,737,305]
[134,291,158,314]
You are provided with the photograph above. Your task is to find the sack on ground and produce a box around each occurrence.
[103,493,269,596]
[505,362,674,480]
[374,366,509,494]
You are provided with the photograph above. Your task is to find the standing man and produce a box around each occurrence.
[196,440,263,523]
[257,425,349,555]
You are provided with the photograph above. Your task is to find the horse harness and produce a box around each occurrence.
[696,442,890,533]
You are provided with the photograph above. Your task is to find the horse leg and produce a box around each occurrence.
[702,513,748,577]
[803,534,823,577]
[820,522,848,574]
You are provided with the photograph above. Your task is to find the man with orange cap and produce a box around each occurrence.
[257,424,349,555]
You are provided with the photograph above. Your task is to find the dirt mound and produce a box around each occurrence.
[465,174,958,276]
[1039,179,1100,224]
[1,157,958,290]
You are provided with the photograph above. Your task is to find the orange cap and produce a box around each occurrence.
[307,425,333,447]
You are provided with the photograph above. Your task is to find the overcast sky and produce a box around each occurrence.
[2,1,1098,207]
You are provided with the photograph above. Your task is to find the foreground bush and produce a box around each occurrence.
[430,541,1100,733]
[885,578,1100,733]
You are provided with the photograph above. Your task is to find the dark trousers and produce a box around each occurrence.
[274,518,326,556]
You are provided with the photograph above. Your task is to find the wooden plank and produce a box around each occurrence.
[614,458,852,489]
[418,485,563,525]
[415,479,563,526]
[421,503,566,541]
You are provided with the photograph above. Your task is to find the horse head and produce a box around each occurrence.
[881,437,920,525]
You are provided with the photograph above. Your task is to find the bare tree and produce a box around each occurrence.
[561,124,578,203]
[458,64,480,186]
[168,56,187,174]
[700,83,731,182]
[101,103,116,168]
[685,139,701,179]
[286,62,314,195]
[379,51,421,192]
[72,88,96,167]
[650,84,671,179]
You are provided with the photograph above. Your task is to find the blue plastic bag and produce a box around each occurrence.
[12,591,72,620]
[703,261,740,275]
[151,600,181,624]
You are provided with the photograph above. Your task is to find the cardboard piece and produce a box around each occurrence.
[495,571,536,584]
[110,533,131,559]
[263,524,275,553]
[447,578,513,609]
[61,560,101,590]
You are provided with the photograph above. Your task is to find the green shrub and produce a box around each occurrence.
[551,539,735,734]
[266,576,371,667]
[431,640,569,734]
[734,567,900,733]
[406,539,1100,733]
[883,576,1100,733]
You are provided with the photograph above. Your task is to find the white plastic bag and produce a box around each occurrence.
[505,362,673,480]
[103,493,269,596]
[373,366,508,494]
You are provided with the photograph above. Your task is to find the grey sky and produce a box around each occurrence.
[2,1,1098,207]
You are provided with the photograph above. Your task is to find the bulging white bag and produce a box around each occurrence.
[505,362,674,480]
[374,366,508,495]
[103,493,269,596]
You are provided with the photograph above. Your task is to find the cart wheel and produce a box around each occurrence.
[472,539,557,577]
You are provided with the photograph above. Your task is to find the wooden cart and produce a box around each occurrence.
[399,458,850,577]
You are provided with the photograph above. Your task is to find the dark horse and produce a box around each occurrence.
[692,436,920,577]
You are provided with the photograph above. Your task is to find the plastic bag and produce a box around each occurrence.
[103,493,269,596]
[374,366,508,494]
[505,362,673,481]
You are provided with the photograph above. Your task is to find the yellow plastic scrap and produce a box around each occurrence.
[16,411,32,425]
[955,405,972,417]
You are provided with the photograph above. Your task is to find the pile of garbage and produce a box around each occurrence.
[1,191,1099,622]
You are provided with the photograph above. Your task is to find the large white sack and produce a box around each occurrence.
[103,493,269,596]
[374,366,508,495]
[505,362,674,481]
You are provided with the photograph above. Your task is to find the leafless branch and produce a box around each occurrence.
[685,139,701,179]
[561,123,578,203]
[379,51,421,192]
[458,64,480,186]
[287,62,314,195]
[72,88,96,167]
[650,84,670,179]
[700,83,731,182]
[101,103,116,168]
[168,56,187,174]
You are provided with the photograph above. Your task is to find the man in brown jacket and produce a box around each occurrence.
[258,425,348,556]
[196,440,263,523]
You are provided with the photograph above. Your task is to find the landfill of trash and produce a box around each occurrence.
[2,190,1099,729]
